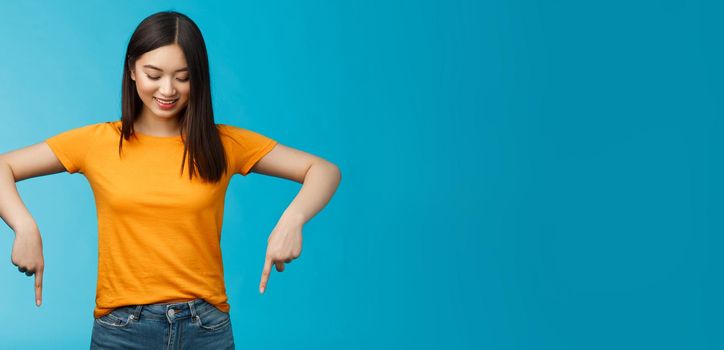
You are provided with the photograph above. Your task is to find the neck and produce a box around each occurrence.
[135,108,182,137]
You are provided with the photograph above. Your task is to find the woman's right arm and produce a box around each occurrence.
[0,141,66,307]
[0,141,65,229]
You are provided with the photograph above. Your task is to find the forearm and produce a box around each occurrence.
[0,160,37,233]
[279,160,341,225]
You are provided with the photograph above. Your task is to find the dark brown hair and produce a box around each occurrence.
[119,11,227,183]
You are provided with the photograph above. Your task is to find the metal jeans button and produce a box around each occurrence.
[167,309,175,317]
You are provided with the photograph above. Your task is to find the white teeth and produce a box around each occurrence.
[155,97,177,104]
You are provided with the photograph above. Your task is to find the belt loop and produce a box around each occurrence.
[188,299,198,318]
[132,304,143,320]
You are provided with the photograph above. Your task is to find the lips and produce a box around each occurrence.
[153,97,179,109]
[154,97,179,104]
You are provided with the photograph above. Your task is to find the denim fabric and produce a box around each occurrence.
[90,298,235,349]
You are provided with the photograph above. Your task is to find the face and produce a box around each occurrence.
[130,44,191,121]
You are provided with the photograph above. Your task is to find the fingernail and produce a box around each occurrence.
[36,299,40,306]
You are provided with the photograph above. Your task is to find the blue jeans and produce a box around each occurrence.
[90,298,235,349]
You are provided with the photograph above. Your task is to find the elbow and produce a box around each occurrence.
[327,162,342,186]
[334,164,342,184]
[0,156,14,181]
[308,159,341,186]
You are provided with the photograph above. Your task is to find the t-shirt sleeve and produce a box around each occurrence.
[219,124,278,176]
[44,123,101,174]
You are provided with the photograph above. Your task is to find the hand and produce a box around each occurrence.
[259,214,304,294]
[11,223,44,307]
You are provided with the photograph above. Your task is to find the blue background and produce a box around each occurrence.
[0,0,721,349]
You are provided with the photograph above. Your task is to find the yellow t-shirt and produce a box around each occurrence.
[44,120,277,318]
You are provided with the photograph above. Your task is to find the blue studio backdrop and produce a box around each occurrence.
[0,1,721,349]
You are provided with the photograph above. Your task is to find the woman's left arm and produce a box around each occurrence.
[249,144,342,294]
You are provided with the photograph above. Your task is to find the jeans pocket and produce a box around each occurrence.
[194,305,231,332]
[95,307,135,329]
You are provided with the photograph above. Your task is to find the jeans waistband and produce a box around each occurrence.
[127,298,206,321]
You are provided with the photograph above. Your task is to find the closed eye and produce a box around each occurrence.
[145,74,189,82]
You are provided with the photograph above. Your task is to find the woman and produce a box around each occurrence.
[0,11,341,349]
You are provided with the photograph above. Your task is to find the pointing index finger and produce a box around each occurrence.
[259,257,272,294]
[35,270,43,307]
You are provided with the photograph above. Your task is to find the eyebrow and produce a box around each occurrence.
[142,64,188,72]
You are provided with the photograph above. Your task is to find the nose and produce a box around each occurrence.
[158,77,177,97]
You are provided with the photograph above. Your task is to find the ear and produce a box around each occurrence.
[130,68,136,81]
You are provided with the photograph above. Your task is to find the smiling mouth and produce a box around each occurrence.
[154,97,179,104]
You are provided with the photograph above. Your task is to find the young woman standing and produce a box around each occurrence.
[0,11,341,349]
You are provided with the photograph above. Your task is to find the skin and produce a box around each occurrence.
[0,44,341,307]
[129,44,190,136]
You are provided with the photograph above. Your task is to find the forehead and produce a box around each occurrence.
[136,44,188,70]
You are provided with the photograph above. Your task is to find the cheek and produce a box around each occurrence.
[135,80,156,99]
[179,85,191,99]
[178,86,191,103]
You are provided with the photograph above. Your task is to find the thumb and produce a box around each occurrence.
[259,257,272,294]
[35,269,43,307]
